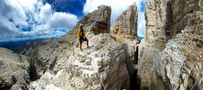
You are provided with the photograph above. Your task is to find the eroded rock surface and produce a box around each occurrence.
[171,0,203,36]
[27,5,131,90]
[137,0,203,90]
[29,34,130,90]
[60,5,111,47]
[0,48,30,90]
[110,3,138,42]
[144,0,167,49]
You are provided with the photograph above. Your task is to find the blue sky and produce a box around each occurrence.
[0,0,145,42]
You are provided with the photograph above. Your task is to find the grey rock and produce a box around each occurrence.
[110,3,138,42]
[0,48,30,90]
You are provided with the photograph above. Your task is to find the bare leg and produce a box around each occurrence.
[87,39,89,48]
[80,43,82,51]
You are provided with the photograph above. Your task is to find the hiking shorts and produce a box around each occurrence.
[79,36,88,44]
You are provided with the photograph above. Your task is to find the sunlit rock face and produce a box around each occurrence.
[0,48,30,90]
[137,0,203,90]
[144,0,167,49]
[110,3,138,42]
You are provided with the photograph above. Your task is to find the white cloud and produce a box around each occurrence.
[14,0,37,11]
[49,12,78,30]
[0,0,79,42]
[38,3,52,23]
[0,0,28,38]
[83,0,146,38]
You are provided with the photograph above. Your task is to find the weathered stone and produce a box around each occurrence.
[29,34,130,90]
[60,5,111,46]
[171,0,203,36]
[137,0,168,89]
[0,60,16,89]
[110,3,138,42]
[79,5,111,35]
[138,0,203,89]
[161,27,203,90]
[0,48,30,90]
[144,0,167,49]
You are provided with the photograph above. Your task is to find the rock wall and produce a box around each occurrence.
[137,0,168,89]
[144,0,167,49]
[171,0,203,36]
[78,5,111,35]
[110,3,138,42]
[110,3,140,89]
[161,27,203,90]
[138,0,203,90]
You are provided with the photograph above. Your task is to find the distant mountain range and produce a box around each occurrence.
[0,38,57,53]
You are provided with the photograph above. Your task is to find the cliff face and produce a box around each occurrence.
[110,3,139,89]
[171,0,203,36]
[137,0,168,89]
[144,0,167,49]
[78,5,111,35]
[160,0,203,89]
[110,3,138,42]
[138,0,203,90]
[161,27,203,89]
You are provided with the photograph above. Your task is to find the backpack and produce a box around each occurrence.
[77,28,84,39]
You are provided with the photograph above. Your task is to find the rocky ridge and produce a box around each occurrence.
[26,4,138,90]
[0,0,202,90]
[110,3,138,42]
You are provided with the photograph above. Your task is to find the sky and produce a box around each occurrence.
[0,0,146,42]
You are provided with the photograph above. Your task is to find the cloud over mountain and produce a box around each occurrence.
[0,0,146,42]
[0,0,78,42]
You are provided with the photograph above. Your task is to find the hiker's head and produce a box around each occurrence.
[79,24,83,29]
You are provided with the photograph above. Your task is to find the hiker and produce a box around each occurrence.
[77,24,89,51]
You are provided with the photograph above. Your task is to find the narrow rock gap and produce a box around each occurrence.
[129,45,140,90]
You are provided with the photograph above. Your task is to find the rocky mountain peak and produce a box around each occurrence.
[110,3,138,42]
